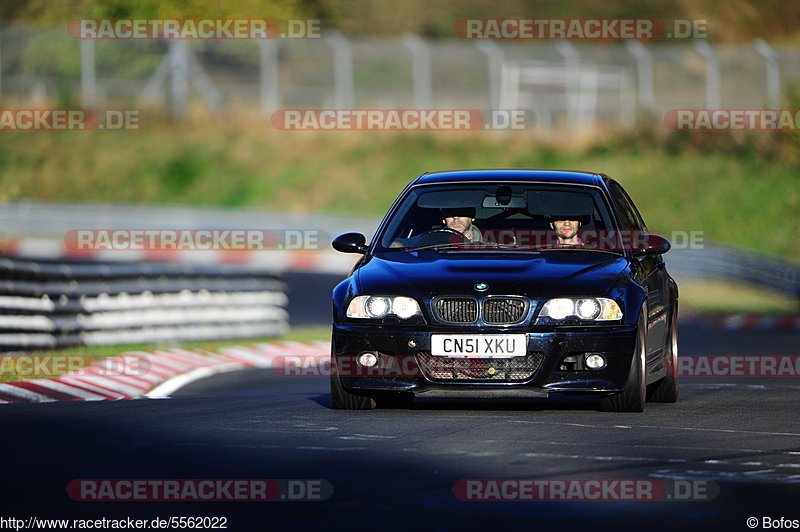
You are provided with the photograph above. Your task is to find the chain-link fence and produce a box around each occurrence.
[2,25,800,127]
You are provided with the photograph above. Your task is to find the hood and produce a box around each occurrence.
[356,251,629,299]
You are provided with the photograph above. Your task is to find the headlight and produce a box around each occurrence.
[576,298,601,320]
[346,296,422,319]
[542,298,573,320]
[540,297,622,321]
[366,296,390,317]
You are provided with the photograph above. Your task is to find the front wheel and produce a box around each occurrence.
[600,313,646,412]
[330,363,376,410]
[647,307,679,403]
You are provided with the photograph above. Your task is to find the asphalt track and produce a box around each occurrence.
[1,272,799,531]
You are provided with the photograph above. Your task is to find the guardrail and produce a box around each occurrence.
[666,244,800,299]
[0,256,288,352]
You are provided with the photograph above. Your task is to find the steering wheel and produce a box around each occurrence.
[410,228,469,247]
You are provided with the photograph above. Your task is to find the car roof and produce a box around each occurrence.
[410,169,606,187]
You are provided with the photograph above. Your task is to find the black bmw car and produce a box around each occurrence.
[330,170,678,412]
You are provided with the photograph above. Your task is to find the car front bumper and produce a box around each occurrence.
[332,323,638,399]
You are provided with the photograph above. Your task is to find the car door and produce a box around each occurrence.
[606,180,668,368]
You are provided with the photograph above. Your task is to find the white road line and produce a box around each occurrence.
[521,451,685,463]
[652,469,800,484]
[337,434,398,440]
[509,420,800,437]
[145,362,245,398]
[295,446,367,452]
[490,438,792,456]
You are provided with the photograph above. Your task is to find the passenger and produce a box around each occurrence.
[550,216,584,245]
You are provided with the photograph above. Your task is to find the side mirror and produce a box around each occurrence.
[332,232,368,254]
[632,234,671,256]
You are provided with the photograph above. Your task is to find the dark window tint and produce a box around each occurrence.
[607,180,646,231]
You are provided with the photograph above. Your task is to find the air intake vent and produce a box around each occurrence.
[433,297,478,323]
[416,351,544,381]
[483,297,528,324]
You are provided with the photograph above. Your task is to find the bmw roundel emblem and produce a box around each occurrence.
[474,282,489,292]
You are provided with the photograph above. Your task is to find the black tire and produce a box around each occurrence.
[330,363,376,410]
[647,307,679,403]
[375,392,415,409]
[600,313,646,413]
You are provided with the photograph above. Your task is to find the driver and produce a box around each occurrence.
[389,206,483,248]
[441,207,482,242]
[549,215,584,245]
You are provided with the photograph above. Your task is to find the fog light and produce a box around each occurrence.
[358,352,379,367]
[584,353,606,369]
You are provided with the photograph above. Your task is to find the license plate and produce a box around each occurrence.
[430,334,527,358]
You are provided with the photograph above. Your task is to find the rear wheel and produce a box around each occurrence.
[329,358,376,410]
[600,313,646,413]
[648,307,679,403]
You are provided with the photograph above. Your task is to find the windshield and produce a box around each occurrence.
[374,182,622,255]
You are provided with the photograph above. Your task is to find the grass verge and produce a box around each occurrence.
[1,120,798,260]
[677,280,799,316]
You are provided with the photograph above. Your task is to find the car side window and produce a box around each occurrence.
[617,183,648,232]
[607,181,645,232]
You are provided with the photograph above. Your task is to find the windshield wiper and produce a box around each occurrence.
[518,245,624,254]
[404,242,473,252]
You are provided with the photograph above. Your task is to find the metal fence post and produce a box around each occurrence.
[168,40,190,118]
[555,41,584,128]
[754,39,781,108]
[187,52,224,115]
[402,34,433,108]
[619,69,635,126]
[80,38,97,107]
[0,28,3,99]
[477,41,504,110]
[498,61,519,110]
[259,40,280,115]
[625,41,655,114]
[694,41,721,109]
[324,30,354,109]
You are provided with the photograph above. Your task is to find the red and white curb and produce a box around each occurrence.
[0,341,330,404]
